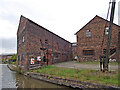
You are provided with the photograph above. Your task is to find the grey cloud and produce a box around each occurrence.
[0,37,17,52]
[0,13,18,25]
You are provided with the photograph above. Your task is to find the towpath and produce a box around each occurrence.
[52,61,118,71]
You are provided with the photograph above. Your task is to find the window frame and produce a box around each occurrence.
[22,36,25,43]
[83,49,94,56]
[105,27,109,35]
[86,30,91,37]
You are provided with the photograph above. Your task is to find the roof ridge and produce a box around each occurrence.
[75,15,120,35]
[20,15,72,44]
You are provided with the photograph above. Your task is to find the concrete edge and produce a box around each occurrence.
[26,72,118,89]
[7,64,119,89]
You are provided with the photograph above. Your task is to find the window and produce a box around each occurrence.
[21,54,24,61]
[77,36,79,41]
[18,55,20,65]
[86,30,91,37]
[45,39,48,44]
[19,40,21,45]
[22,36,24,42]
[72,43,76,47]
[105,27,109,35]
[54,53,59,59]
[103,49,106,54]
[83,50,94,55]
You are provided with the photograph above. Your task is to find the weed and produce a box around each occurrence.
[30,65,118,86]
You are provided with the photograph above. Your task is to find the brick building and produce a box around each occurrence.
[17,15,72,70]
[118,32,120,61]
[75,15,120,62]
[72,43,77,60]
[0,54,16,60]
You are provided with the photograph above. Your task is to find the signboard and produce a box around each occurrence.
[37,56,41,61]
[31,58,35,64]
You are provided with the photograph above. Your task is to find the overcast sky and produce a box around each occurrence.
[0,0,119,55]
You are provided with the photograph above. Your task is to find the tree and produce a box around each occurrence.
[11,54,17,62]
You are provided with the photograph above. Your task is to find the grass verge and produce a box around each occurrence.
[29,65,118,86]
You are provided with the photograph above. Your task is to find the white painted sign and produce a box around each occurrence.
[31,58,35,64]
[37,56,41,61]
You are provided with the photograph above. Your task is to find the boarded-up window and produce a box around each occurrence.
[83,50,94,55]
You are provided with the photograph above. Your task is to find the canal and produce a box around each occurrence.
[0,64,73,89]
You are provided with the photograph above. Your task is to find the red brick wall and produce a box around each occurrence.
[118,32,120,61]
[17,16,72,70]
[76,16,120,62]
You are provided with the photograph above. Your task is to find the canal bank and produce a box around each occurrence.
[3,64,71,89]
[7,64,118,89]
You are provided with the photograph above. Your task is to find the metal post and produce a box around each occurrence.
[104,0,116,72]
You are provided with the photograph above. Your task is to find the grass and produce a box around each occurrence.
[9,62,16,65]
[29,65,118,86]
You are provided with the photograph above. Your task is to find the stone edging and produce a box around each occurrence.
[26,72,118,89]
[7,64,16,71]
[7,64,118,89]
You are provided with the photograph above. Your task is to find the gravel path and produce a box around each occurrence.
[53,61,118,71]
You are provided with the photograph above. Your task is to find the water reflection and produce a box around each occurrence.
[15,73,69,88]
[0,64,2,89]
[1,64,73,89]
[2,64,17,88]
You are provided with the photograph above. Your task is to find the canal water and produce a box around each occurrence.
[0,64,73,89]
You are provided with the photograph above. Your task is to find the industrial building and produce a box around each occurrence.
[75,15,120,62]
[17,15,72,71]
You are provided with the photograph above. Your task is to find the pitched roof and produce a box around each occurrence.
[18,15,71,44]
[75,15,120,35]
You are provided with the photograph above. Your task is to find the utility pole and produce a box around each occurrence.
[104,0,116,72]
